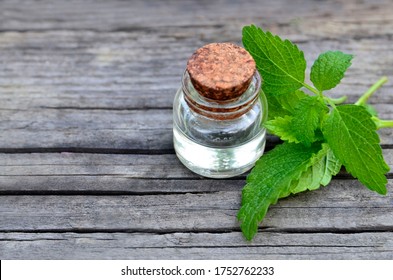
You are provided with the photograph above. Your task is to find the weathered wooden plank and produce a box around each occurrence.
[0,106,392,150]
[1,2,392,152]
[0,31,392,110]
[0,153,193,178]
[0,178,392,232]
[0,0,392,261]
[0,109,174,150]
[1,149,392,178]
[1,231,393,259]
[0,177,245,194]
[0,0,392,111]
[0,0,392,36]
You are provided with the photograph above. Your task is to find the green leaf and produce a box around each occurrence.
[320,147,342,186]
[287,144,341,195]
[265,115,299,143]
[322,105,390,195]
[276,90,308,113]
[363,104,378,117]
[239,24,390,241]
[242,25,306,96]
[264,90,308,121]
[310,51,353,92]
[291,96,329,146]
[263,90,291,120]
[265,92,328,146]
[238,142,323,240]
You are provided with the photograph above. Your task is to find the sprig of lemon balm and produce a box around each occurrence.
[238,25,393,240]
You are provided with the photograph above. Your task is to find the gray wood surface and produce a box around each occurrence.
[2,232,393,259]
[1,0,393,259]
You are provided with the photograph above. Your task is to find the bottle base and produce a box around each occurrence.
[173,126,266,178]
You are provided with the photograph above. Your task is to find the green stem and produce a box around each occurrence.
[323,96,337,109]
[355,76,388,106]
[328,95,348,105]
[302,82,323,98]
[372,117,393,130]
[302,82,338,108]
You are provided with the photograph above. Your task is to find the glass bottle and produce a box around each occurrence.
[173,43,267,178]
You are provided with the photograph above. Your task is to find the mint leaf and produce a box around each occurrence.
[288,144,341,195]
[264,90,308,120]
[320,147,342,186]
[264,90,291,120]
[291,96,329,146]
[242,25,306,96]
[238,142,323,240]
[322,105,390,194]
[276,90,308,113]
[265,115,299,144]
[238,24,391,241]
[363,104,378,117]
[265,95,328,146]
[310,51,353,92]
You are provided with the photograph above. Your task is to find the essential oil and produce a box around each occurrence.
[173,43,267,178]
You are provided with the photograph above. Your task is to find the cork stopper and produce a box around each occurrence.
[186,43,256,101]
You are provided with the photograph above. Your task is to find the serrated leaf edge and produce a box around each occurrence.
[242,25,306,95]
[323,105,389,195]
[238,144,325,240]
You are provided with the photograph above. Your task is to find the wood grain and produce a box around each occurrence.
[1,232,393,259]
[1,0,393,259]
[0,106,392,151]
[0,151,392,187]
[0,179,392,232]
[0,30,392,111]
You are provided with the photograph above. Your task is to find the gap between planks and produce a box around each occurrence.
[1,226,393,235]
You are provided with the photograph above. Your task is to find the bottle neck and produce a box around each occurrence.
[182,70,261,120]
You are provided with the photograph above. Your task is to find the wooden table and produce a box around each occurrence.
[1,0,393,259]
